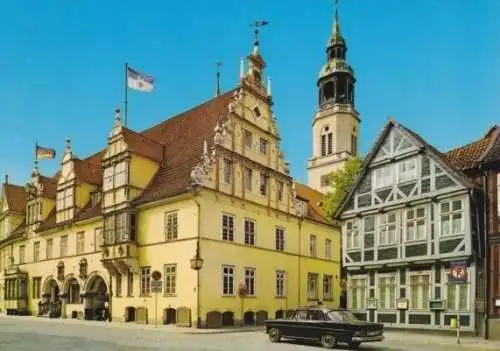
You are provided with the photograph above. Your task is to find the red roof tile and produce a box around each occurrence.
[294,182,329,224]
[3,183,27,214]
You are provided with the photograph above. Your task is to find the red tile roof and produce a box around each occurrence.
[444,125,500,170]
[3,183,27,214]
[294,182,329,224]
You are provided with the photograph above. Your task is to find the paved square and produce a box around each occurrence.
[1,316,500,350]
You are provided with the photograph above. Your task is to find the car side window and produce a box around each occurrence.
[296,310,308,320]
[308,310,325,321]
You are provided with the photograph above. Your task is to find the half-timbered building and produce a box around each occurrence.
[335,119,484,332]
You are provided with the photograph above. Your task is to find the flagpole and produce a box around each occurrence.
[124,62,129,127]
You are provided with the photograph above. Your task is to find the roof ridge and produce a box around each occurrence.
[140,88,237,135]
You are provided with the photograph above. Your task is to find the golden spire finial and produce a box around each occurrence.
[333,0,341,37]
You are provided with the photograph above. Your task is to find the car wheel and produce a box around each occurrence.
[349,341,361,349]
[320,334,337,349]
[268,328,281,342]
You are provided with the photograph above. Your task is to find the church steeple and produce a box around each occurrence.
[317,1,356,108]
[307,0,360,194]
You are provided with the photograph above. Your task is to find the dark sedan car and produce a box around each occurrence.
[264,307,384,349]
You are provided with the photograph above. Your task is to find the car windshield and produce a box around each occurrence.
[326,310,360,323]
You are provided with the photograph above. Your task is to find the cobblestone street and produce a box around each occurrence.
[1,316,500,351]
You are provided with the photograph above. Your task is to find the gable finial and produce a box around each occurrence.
[215,61,223,97]
[4,173,8,184]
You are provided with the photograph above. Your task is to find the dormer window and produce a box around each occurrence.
[91,192,101,208]
[56,186,74,223]
[103,161,128,191]
[27,201,42,225]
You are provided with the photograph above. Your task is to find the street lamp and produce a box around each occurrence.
[190,240,204,328]
[190,241,204,271]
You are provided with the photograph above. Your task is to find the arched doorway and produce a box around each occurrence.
[64,278,81,304]
[83,273,108,321]
[39,277,61,317]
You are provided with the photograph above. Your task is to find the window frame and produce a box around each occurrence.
[243,129,253,149]
[76,231,85,255]
[405,206,427,242]
[244,167,253,192]
[222,214,235,241]
[376,272,397,310]
[397,158,417,183]
[259,137,268,155]
[244,267,256,297]
[378,212,398,246]
[164,211,179,241]
[325,239,332,259]
[244,218,256,246]
[222,158,233,184]
[275,227,285,252]
[439,199,465,237]
[408,271,432,311]
[275,270,286,297]
[60,235,68,257]
[307,272,319,300]
[309,234,317,257]
[46,238,53,259]
[164,263,177,296]
[345,219,360,250]
[140,266,151,296]
[323,274,333,300]
[33,241,40,263]
[373,166,393,189]
[221,265,235,296]
[348,276,368,310]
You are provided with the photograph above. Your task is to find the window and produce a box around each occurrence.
[60,235,68,257]
[27,202,42,224]
[259,138,268,154]
[351,134,357,156]
[140,267,151,296]
[406,207,426,241]
[277,181,284,201]
[346,220,360,249]
[76,232,85,254]
[114,161,127,187]
[440,200,464,236]
[69,280,81,303]
[309,234,317,257]
[243,130,253,149]
[446,276,469,311]
[33,242,40,262]
[103,161,128,191]
[165,211,178,240]
[222,214,234,241]
[276,270,286,297]
[46,239,53,259]
[91,192,101,207]
[127,271,134,296]
[377,275,396,309]
[398,159,417,183]
[56,187,74,212]
[349,277,367,309]
[244,168,253,192]
[409,273,430,310]
[19,245,25,264]
[373,166,393,189]
[116,212,128,242]
[32,277,41,299]
[321,127,333,156]
[323,274,333,300]
[275,227,285,251]
[104,216,115,244]
[245,267,256,296]
[259,173,268,196]
[307,273,319,300]
[253,105,262,117]
[222,265,235,296]
[325,239,332,259]
[379,213,397,246]
[115,273,122,297]
[320,174,331,187]
[164,264,177,295]
[94,227,103,251]
[222,158,233,184]
[244,218,256,245]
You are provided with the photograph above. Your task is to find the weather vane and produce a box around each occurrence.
[250,20,269,48]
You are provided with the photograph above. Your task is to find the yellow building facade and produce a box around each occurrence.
[0,35,340,328]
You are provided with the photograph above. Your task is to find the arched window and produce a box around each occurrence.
[322,81,334,103]
[321,126,333,156]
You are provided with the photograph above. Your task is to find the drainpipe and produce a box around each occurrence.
[194,196,201,328]
[297,218,303,308]
[481,165,489,339]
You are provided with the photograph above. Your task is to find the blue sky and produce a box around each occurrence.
[1,0,499,185]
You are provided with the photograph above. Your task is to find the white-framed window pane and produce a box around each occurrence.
[222,265,234,295]
[276,270,286,297]
[349,278,367,309]
[409,274,430,310]
[164,264,177,295]
[222,214,234,241]
[377,276,396,309]
[244,267,256,296]
[244,219,256,245]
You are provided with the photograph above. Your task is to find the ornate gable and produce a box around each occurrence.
[337,119,475,217]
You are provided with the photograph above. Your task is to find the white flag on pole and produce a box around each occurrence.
[127,66,155,92]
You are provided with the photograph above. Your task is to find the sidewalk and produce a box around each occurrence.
[0,315,264,334]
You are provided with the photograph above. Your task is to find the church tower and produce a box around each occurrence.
[307,3,360,194]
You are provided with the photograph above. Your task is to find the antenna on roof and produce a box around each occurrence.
[215,61,223,97]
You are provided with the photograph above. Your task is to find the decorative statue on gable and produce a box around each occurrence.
[57,261,65,281]
[79,258,88,280]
